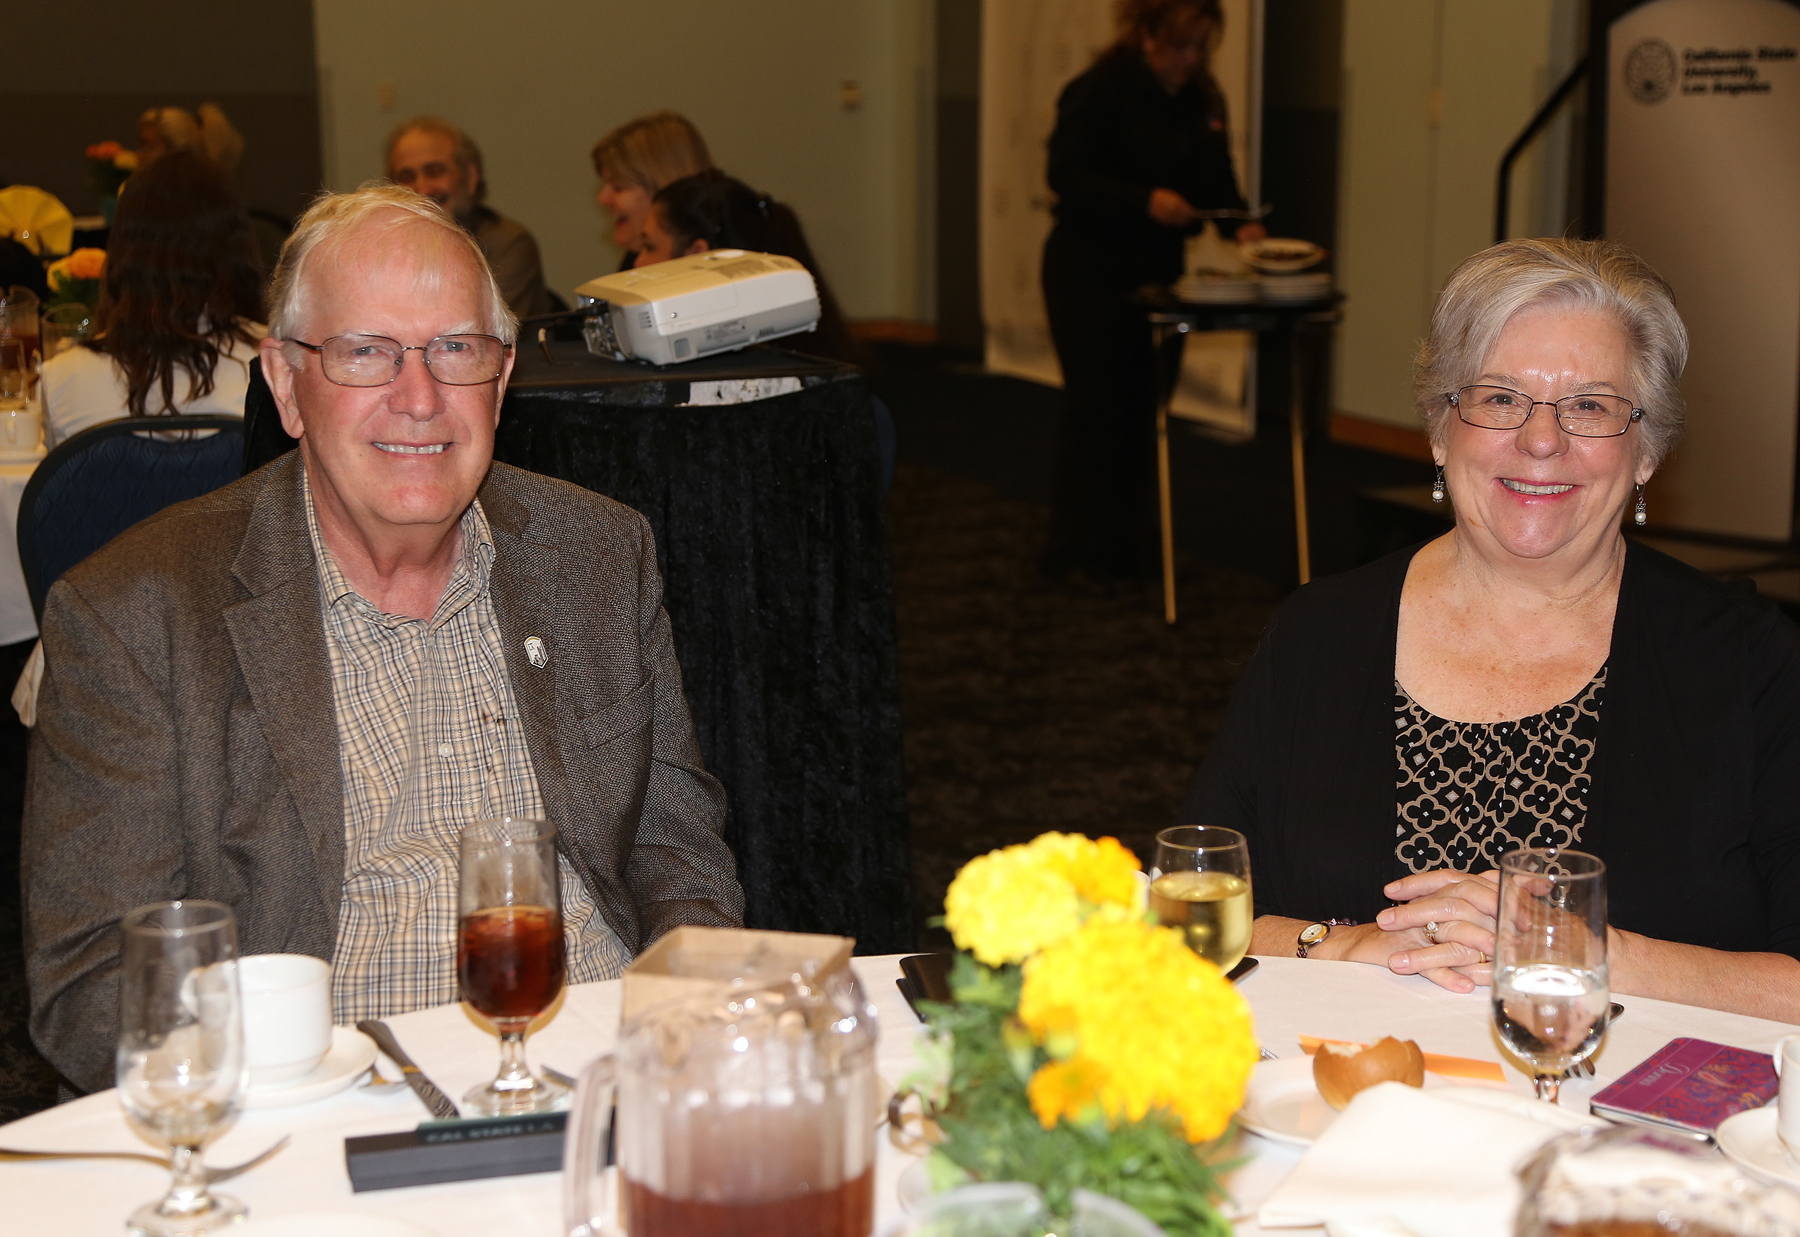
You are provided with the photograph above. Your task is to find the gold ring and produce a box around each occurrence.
[1422,921,1440,944]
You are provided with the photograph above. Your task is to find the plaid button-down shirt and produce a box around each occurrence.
[304,477,628,1022]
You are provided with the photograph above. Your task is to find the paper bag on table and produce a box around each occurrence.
[621,925,854,1022]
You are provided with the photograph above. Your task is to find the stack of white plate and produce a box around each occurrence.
[1174,275,1259,305]
[1259,273,1333,302]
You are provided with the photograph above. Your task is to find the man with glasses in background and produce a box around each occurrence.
[22,184,742,1094]
[386,115,552,318]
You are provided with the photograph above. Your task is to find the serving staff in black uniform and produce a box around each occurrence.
[1041,0,1264,579]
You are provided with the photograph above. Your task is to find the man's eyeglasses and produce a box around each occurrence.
[1449,385,1644,439]
[286,333,510,387]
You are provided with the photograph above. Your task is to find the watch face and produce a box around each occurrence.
[1299,923,1328,945]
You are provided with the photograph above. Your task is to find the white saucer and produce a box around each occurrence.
[242,1026,378,1110]
[0,446,45,464]
[1716,1106,1800,1188]
[236,1215,436,1236]
[1237,1057,1452,1149]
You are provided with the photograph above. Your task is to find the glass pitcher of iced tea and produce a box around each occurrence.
[563,966,879,1237]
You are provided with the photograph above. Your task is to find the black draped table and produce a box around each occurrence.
[495,340,912,952]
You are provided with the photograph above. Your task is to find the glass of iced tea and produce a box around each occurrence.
[457,816,570,1115]
[1149,826,1252,973]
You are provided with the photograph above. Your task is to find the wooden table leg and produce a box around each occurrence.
[1289,338,1312,586]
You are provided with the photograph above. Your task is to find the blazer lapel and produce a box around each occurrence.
[222,455,347,924]
[481,475,566,810]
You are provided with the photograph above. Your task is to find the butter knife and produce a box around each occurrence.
[355,1019,460,1120]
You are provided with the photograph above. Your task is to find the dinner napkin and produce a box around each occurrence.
[1257,1082,1599,1237]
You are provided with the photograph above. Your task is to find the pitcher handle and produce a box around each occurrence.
[562,1053,618,1237]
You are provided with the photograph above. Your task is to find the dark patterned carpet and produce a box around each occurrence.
[890,463,1282,946]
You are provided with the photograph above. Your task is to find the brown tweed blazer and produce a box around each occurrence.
[23,452,743,1093]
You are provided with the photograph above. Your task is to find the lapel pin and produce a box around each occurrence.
[524,636,548,669]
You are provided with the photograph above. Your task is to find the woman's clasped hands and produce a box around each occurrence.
[1364,869,1499,994]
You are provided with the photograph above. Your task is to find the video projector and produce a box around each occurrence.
[573,249,821,366]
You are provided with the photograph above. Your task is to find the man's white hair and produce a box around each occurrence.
[266,181,517,369]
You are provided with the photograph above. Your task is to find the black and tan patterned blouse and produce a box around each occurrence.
[1394,669,1606,874]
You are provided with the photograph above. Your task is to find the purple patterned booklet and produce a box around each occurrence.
[1589,1037,1779,1139]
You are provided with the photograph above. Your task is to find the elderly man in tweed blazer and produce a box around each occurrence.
[23,184,742,1094]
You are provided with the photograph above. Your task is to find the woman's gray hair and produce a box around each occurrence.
[1414,238,1688,469]
[266,181,517,369]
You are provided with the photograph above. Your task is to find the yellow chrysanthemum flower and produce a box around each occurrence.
[1019,915,1257,1143]
[1009,833,1142,906]
[943,833,1142,967]
[1026,1055,1106,1129]
[944,844,1082,966]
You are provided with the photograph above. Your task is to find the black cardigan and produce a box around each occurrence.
[1181,539,1800,960]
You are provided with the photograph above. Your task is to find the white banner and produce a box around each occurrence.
[1607,0,1800,541]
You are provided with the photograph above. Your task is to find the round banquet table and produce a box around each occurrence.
[3,955,1795,1235]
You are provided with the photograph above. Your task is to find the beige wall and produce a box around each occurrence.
[1335,0,1579,429]
[313,0,932,319]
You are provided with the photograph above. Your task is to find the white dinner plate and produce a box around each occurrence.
[237,1215,436,1236]
[242,1026,378,1110]
[1237,1057,1450,1149]
[1716,1106,1800,1188]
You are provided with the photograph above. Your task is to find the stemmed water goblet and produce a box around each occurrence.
[116,900,248,1236]
[458,816,571,1115]
[1492,848,1610,1103]
[1148,825,1253,974]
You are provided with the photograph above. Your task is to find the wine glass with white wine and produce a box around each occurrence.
[1492,848,1610,1104]
[1149,826,1252,974]
[116,900,248,1236]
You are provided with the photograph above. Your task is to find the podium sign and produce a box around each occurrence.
[1607,0,1800,541]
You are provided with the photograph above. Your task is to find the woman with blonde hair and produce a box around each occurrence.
[589,110,712,266]
[137,103,244,172]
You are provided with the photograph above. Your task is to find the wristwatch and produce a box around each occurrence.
[1296,919,1358,959]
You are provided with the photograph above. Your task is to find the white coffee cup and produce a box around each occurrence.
[1770,1034,1800,1157]
[239,953,332,1086]
[0,405,39,451]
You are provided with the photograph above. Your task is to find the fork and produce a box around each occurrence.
[1559,1002,1627,1081]
[0,1133,291,1184]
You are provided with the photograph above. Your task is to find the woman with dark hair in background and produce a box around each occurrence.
[1041,0,1263,581]
[38,149,265,448]
[637,168,862,367]
[590,111,713,270]
[636,169,892,484]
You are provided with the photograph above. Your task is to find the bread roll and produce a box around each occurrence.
[1312,1037,1426,1110]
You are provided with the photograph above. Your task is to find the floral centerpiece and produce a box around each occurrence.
[906,832,1258,1236]
[85,141,137,225]
[45,248,106,312]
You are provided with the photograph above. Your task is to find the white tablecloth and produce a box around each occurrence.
[0,448,43,645]
[2,954,1794,1235]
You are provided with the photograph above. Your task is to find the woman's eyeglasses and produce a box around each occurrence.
[1450,385,1644,438]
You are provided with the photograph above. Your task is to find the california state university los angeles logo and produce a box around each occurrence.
[1624,38,1677,104]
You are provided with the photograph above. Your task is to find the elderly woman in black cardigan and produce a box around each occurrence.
[1182,237,1800,1021]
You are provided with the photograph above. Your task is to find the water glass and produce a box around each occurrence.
[1149,825,1252,973]
[0,339,27,408]
[116,900,248,1235]
[458,816,570,1115]
[40,301,93,362]
[1492,848,1609,1103]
